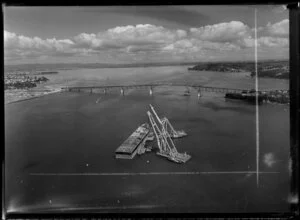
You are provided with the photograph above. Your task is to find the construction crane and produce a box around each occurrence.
[149,104,187,138]
[147,105,191,163]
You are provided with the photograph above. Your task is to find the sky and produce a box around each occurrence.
[3,5,289,64]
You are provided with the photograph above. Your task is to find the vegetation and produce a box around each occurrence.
[5,74,49,90]
[225,89,289,104]
[188,60,289,79]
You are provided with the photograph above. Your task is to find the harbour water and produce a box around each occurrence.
[5,66,290,213]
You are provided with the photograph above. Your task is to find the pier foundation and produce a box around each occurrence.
[198,89,202,98]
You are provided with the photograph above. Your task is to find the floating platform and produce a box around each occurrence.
[115,123,150,159]
[156,151,191,163]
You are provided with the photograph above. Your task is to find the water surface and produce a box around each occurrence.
[5,66,290,213]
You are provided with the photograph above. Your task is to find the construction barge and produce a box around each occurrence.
[115,105,191,164]
[115,123,150,159]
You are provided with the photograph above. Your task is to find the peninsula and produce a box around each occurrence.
[188,60,289,79]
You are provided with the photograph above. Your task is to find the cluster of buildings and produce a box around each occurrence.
[4,74,49,90]
[227,89,289,105]
[262,64,289,71]
[263,90,289,104]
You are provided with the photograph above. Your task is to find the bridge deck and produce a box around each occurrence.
[62,83,288,93]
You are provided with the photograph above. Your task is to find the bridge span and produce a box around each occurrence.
[61,83,286,97]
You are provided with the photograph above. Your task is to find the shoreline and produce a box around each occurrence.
[187,69,289,80]
[5,89,62,105]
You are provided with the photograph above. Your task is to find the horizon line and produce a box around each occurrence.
[5,59,289,67]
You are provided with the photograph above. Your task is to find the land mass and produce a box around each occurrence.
[5,74,49,90]
[188,60,289,79]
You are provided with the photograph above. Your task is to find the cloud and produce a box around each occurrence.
[266,19,289,37]
[163,38,240,55]
[190,21,252,43]
[4,19,289,63]
[73,24,187,50]
[4,30,76,59]
[258,36,289,47]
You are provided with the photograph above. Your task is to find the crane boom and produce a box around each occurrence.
[147,105,191,163]
[149,104,163,125]
[149,104,187,138]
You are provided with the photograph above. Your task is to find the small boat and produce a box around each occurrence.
[146,132,155,141]
[145,145,152,152]
[183,87,191,96]
[171,130,187,138]
[137,146,146,155]
[96,98,101,103]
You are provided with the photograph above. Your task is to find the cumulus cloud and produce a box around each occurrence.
[4,19,289,62]
[73,24,187,52]
[4,30,76,59]
[258,36,289,47]
[163,38,240,54]
[190,21,251,43]
[265,19,289,38]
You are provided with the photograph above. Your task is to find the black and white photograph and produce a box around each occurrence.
[3,4,296,214]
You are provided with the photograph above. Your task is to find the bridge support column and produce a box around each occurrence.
[103,88,107,95]
[121,88,125,96]
[198,89,202,99]
[90,88,93,94]
[149,87,153,96]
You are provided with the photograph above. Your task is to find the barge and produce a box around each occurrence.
[115,123,150,159]
[225,92,263,104]
[38,71,59,74]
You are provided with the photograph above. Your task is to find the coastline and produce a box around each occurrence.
[5,88,62,104]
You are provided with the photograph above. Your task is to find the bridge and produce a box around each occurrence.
[61,82,287,97]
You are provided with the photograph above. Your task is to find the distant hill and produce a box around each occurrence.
[188,60,289,79]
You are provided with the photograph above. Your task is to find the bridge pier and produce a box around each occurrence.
[197,89,202,98]
[149,87,153,96]
[103,88,107,95]
[121,88,125,96]
[90,88,93,94]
